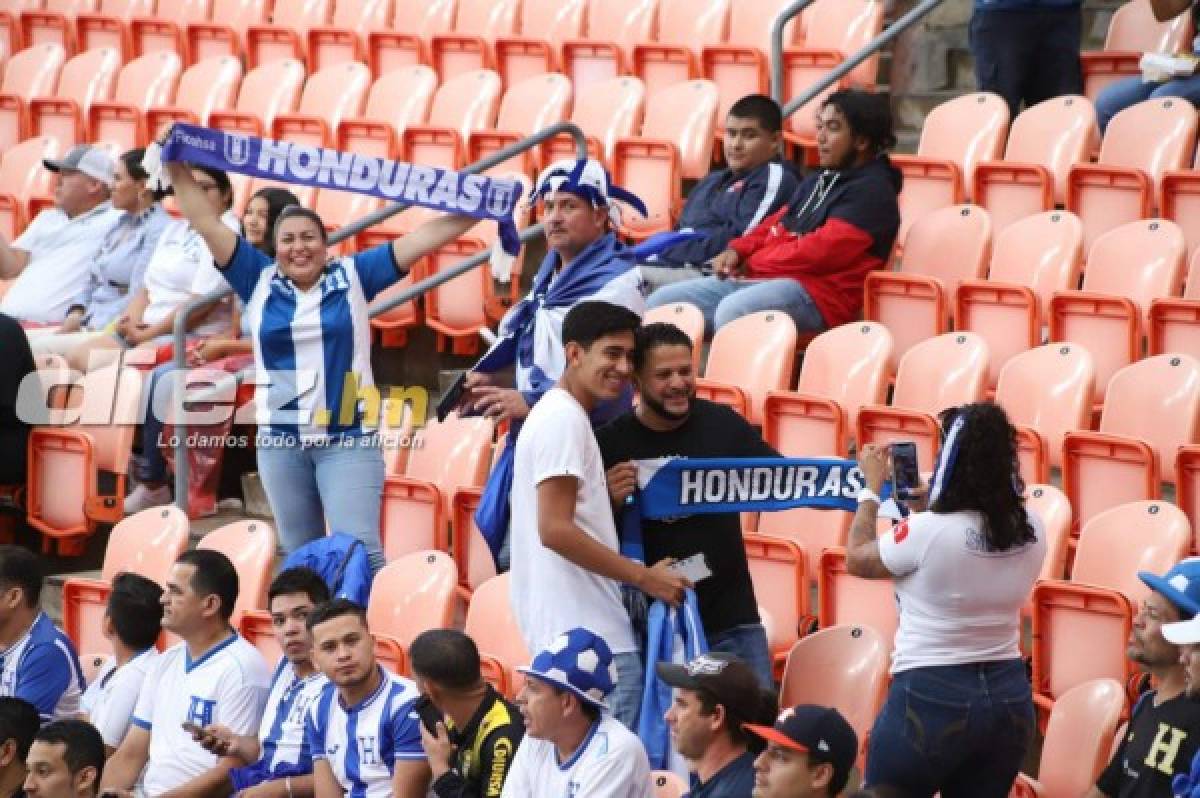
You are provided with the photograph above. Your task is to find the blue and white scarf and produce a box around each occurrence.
[156,123,525,254]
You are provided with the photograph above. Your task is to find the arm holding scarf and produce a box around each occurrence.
[165,161,238,266]
[389,212,482,276]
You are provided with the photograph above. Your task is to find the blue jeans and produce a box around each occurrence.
[646,276,826,338]
[256,435,386,572]
[864,659,1034,798]
[708,623,773,689]
[133,362,177,484]
[1096,73,1200,131]
[610,651,644,732]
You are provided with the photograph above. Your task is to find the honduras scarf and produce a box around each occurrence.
[638,590,707,774]
[156,123,525,254]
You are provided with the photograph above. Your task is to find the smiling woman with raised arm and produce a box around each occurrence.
[164,158,482,572]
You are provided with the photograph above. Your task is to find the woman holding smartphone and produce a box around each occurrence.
[844,402,1046,798]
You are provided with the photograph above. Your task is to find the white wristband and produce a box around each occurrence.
[857,488,881,505]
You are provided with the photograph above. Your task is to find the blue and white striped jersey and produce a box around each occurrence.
[257,661,328,775]
[305,666,426,798]
[0,612,86,722]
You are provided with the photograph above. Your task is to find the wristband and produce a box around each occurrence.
[856,488,881,505]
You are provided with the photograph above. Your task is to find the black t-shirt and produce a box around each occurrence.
[595,400,778,637]
[431,686,525,798]
[1097,689,1200,798]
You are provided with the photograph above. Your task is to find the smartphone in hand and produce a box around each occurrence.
[890,442,920,501]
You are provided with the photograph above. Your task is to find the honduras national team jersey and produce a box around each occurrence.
[0,612,85,722]
[219,236,403,442]
[132,633,271,795]
[500,714,651,798]
[230,660,328,791]
[305,666,425,798]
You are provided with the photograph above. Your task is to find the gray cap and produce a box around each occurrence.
[44,145,115,187]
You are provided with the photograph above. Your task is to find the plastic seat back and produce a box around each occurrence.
[1104,0,1192,52]
[654,0,728,51]
[1084,219,1186,321]
[643,301,705,372]
[151,55,243,129]
[561,0,657,89]
[1026,484,1072,582]
[0,43,66,149]
[1097,353,1200,477]
[367,550,457,652]
[0,135,60,234]
[495,72,573,136]
[197,519,277,626]
[816,547,898,649]
[272,60,370,146]
[556,75,644,166]
[745,534,807,658]
[429,0,519,81]
[798,0,884,88]
[1148,247,1200,361]
[211,57,305,135]
[994,343,1094,473]
[411,68,502,166]
[463,573,531,697]
[1033,678,1126,798]
[1072,500,1190,603]
[699,309,798,424]
[338,65,436,159]
[30,46,120,148]
[89,49,182,149]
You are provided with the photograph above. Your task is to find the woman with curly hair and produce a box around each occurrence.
[845,402,1045,797]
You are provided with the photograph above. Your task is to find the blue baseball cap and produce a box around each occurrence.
[1139,557,1200,619]
[517,627,618,710]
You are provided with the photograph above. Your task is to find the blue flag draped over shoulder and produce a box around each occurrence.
[157,122,524,254]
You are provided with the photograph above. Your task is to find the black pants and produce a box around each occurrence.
[970,6,1084,118]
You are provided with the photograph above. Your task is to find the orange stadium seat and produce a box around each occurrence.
[864,204,993,370]
[1062,353,1200,534]
[336,64,436,160]
[856,331,989,473]
[539,75,644,169]
[184,0,268,65]
[270,60,371,148]
[700,0,797,125]
[696,309,797,424]
[74,0,155,60]
[492,0,586,88]
[0,43,66,151]
[1031,500,1189,719]
[1080,0,1194,100]
[129,0,209,59]
[1067,98,1197,253]
[466,72,573,178]
[87,49,182,151]
[448,487,496,590]
[366,550,458,675]
[207,56,305,136]
[144,54,242,133]
[239,609,281,666]
[304,0,391,72]
[889,94,1009,244]
[60,505,189,660]
[1149,247,1200,361]
[613,79,719,239]
[197,519,277,626]
[368,254,425,347]
[560,0,658,91]
[994,343,1095,486]
[380,413,493,561]
[744,533,808,667]
[244,0,330,68]
[365,0,456,78]
[643,301,705,372]
[1049,218,1187,404]
[402,68,502,170]
[652,772,688,798]
[955,210,1085,388]
[26,366,143,555]
[1160,147,1200,259]
[28,46,120,150]
[972,95,1098,233]
[429,0,520,82]
[0,136,59,242]
[463,573,530,697]
[1011,678,1126,798]
[1178,445,1200,545]
[1026,484,1073,583]
[816,547,898,650]
[630,0,729,100]
[18,0,95,54]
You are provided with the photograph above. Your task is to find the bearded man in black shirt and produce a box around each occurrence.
[596,322,778,689]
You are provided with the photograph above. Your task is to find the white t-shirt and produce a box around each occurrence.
[500,714,651,798]
[0,203,121,323]
[510,388,637,656]
[878,509,1047,674]
[140,210,239,335]
[131,634,272,795]
[81,649,159,748]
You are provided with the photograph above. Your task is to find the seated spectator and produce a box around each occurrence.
[409,629,525,798]
[0,698,40,798]
[66,165,241,372]
[0,146,122,325]
[658,652,777,797]
[1095,0,1200,130]
[743,705,857,798]
[500,628,651,798]
[305,599,429,798]
[79,573,163,755]
[0,546,85,722]
[0,314,35,486]
[1085,558,1200,797]
[101,550,272,797]
[640,95,799,292]
[647,89,901,338]
[185,566,330,798]
[27,148,170,357]
[24,720,105,798]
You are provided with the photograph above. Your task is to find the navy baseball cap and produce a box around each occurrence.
[744,704,857,785]
[1139,557,1200,619]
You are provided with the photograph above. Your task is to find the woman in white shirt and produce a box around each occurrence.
[845,402,1045,798]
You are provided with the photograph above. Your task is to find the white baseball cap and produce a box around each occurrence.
[44,145,116,188]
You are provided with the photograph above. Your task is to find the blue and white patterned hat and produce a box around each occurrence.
[517,627,619,710]
[529,158,648,227]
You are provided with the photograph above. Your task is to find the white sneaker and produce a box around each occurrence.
[124,483,172,515]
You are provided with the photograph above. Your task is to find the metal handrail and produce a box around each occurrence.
[769,0,821,104]
[169,123,587,512]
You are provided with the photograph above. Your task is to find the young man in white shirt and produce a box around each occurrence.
[501,627,651,798]
[184,567,332,798]
[0,546,85,723]
[100,550,272,797]
[79,573,163,754]
[509,300,689,730]
[24,719,106,798]
[304,600,429,798]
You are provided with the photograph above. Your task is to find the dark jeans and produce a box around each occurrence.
[970,7,1083,118]
[864,658,1034,798]
[708,623,773,690]
[132,362,175,484]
